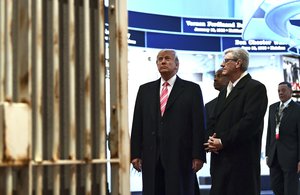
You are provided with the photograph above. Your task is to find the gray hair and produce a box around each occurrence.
[224,47,249,71]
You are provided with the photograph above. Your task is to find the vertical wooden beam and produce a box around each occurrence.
[32,0,43,162]
[83,0,91,160]
[52,0,60,163]
[0,0,5,101]
[31,0,43,193]
[2,1,14,194]
[98,0,108,194]
[44,0,60,193]
[15,0,31,194]
[16,0,30,103]
[83,0,92,194]
[52,0,60,194]
[108,0,130,194]
[74,1,85,192]
[0,0,5,169]
[5,168,13,195]
[68,0,77,194]
[5,0,13,102]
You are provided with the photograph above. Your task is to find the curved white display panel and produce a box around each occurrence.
[242,0,300,55]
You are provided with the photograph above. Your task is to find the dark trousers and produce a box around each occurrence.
[270,153,299,195]
[195,175,200,195]
[154,157,166,195]
[154,157,200,195]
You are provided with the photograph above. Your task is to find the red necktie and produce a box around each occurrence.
[160,82,169,116]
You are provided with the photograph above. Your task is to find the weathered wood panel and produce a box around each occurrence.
[0,0,129,194]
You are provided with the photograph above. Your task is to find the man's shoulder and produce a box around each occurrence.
[290,100,300,109]
[249,78,265,86]
[269,102,279,108]
[242,76,266,91]
[178,77,199,87]
[205,97,217,107]
[140,80,159,88]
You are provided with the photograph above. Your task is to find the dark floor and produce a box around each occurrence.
[131,189,274,195]
[131,175,275,195]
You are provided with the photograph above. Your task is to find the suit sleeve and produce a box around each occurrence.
[265,105,272,157]
[130,87,143,161]
[297,106,300,162]
[192,84,206,162]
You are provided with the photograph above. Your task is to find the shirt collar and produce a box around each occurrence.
[281,98,292,108]
[231,71,248,87]
[161,75,177,86]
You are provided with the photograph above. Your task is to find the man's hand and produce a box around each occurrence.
[204,133,223,153]
[192,159,204,172]
[131,158,142,172]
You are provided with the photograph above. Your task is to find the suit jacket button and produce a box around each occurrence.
[151,131,155,135]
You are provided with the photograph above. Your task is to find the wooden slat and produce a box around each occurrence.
[3,1,14,194]
[83,0,91,160]
[108,0,130,194]
[0,0,130,193]
[27,2,33,194]
[5,0,13,101]
[32,0,43,162]
[68,0,77,194]
[98,0,108,194]
[52,0,60,194]
[74,2,85,192]
[6,168,13,195]
[52,0,60,163]
[68,0,76,163]
[31,0,43,193]
[83,0,92,194]
[0,0,5,101]
[15,0,31,193]
[16,0,30,103]
[0,0,5,163]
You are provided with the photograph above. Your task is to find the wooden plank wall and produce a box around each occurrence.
[0,0,129,194]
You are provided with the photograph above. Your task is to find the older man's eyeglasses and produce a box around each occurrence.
[223,58,238,63]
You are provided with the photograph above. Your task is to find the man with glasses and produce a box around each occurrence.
[204,47,268,195]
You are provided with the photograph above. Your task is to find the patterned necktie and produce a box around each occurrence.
[275,103,285,140]
[160,82,169,116]
[278,103,284,116]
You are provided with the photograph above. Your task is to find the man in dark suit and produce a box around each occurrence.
[204,47,268,195]
[205,68,229,121]
[130,49,206,195]
[266,81,300,195]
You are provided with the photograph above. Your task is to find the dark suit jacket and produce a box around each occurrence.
[205,97,218,139]
[266,100,300,169]
[207,74,268,195]
[130,76,206,195]
[205,97,218,121]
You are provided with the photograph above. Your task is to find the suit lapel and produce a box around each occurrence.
[280,100,294,124]
[215,89,226,118]
[273,102,280,124]
[150,79,161,118]
[218,74,251,115]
